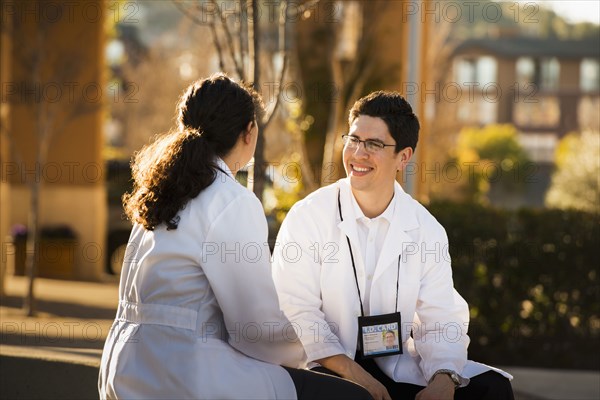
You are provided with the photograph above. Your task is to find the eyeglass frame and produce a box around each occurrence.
[341,134,396,153]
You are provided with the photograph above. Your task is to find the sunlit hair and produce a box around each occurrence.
[349,91,420,152]
[123,73,265,230]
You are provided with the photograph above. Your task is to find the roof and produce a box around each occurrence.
[453,36,600,59]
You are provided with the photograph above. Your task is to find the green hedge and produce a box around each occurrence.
[427,202,600,370]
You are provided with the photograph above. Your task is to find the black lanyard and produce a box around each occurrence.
[337,189,400,317]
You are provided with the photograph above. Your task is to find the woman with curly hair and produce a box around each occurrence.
[98,74,372,400]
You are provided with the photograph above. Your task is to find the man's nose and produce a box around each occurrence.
[349,142,368,157]
[353,142,369,157]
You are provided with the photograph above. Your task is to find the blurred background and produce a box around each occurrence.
[0,0,599,398]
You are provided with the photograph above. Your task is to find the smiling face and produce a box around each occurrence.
[384,331,396,346]
[343,115,412,198]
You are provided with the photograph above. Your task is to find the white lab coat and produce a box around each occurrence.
[272,178,511,386]
[99,159,306,399]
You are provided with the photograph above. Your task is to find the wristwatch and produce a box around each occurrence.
[429,369,468,389]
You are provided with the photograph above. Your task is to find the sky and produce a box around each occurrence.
[527,0,600,25]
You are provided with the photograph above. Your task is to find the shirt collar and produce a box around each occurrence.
[350,189,396,224]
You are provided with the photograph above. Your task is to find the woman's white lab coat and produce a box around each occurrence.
[99,159,306,399]
[272,178,511,386]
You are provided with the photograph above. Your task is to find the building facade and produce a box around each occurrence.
[1,0,106,281]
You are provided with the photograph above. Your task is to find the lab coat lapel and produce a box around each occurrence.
[337,180,367,303]
[373,182,419,282]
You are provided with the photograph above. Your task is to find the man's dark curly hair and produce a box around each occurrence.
[123,73,265,231]
[349,91,420,152]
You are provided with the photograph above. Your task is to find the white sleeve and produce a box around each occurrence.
[272,207,346,363]
[201,194,306,368]
[413,225,470,381]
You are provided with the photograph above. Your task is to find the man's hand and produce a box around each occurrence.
[415,373,455,400]
[316,354,392,400]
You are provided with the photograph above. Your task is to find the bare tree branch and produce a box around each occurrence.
[172,0,324,200]
[264,52,287,128]
[211,0,244,79]
[207,9,227,72]
[251,0,260,92]
[173,1,226,72]
[265,0,290,128]
[239,0,249,78]
[172,1,210,26]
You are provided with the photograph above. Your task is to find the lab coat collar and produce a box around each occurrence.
[337,179,367,300]
[374,181,420,281]
[337,178,421,283]
[337,179,362,252]
[215,157,235,179]
[390,181,419,232]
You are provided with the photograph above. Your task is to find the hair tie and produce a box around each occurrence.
[185,128,203,139]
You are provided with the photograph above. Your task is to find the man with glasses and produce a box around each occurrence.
[272,91,514,400]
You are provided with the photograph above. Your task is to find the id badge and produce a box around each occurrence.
[357,312,402,359]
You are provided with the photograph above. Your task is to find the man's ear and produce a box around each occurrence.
[397,147,413,171]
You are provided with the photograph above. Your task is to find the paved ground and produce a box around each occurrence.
[1,275,599,400]
[1,275,118,349]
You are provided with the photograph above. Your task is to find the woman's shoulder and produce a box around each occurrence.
[189,172,259,217]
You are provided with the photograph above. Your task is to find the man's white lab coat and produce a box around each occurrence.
[272,178,511,386]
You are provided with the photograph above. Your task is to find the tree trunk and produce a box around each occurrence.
[23,24,45,317]
[294,1,337,185]
[251,0,265,201]
[23,176,40,317]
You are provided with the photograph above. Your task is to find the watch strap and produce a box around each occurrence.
[429,369,466,388]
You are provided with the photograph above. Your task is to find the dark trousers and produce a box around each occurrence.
[313,356,514,400]
[284,367,373,400]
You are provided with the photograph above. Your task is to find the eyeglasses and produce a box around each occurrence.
[341,135,396,153]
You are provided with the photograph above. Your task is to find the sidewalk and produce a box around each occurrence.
[1,275,599,400]
[1,275,118,349]
[1,275,118,399]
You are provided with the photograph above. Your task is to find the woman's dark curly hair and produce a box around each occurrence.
[123,73,265,231]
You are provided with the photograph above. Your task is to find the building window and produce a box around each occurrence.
[454,56,497,86]
[455,57,476,83]
[454,56,498,124]
[516,57,535,86]
[518,133,558,163]
[578,96,600,131]
[516,57,560,90]
[580,58,600,92]
[513,96,560,127]
[541,58,560,90]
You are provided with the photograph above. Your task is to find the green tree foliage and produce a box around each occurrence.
[452,124,531,203]
[546,131,600,214]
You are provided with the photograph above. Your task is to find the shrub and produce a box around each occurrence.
[546,131,600,213]
[451,124,531,204]
[428,202,600,369]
